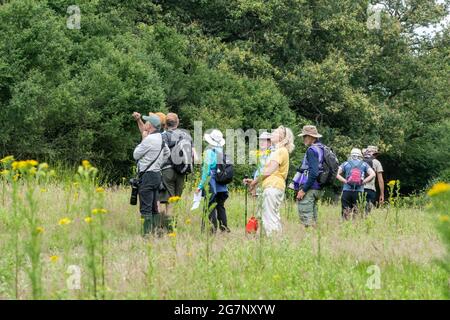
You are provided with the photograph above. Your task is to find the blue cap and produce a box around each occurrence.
[142,114,161,130]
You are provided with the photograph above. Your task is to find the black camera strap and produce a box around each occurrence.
[137,135,165,178]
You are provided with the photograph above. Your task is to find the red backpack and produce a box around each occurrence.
[346,161,365,187]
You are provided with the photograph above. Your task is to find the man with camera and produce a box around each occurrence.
[132,112,170,235]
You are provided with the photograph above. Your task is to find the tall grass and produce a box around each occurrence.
[0,157,448,299]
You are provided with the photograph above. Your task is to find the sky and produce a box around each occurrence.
[370,0,449,37]
[415,14,450,37]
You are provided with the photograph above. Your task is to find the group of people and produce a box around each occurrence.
[243,125,384,234]
[132,111,385,236]
[132,111,193,234]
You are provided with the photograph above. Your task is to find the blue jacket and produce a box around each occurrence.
[198,147,228,195]
[299,143,324,192]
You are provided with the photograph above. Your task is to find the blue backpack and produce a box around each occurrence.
[345,161,365,188]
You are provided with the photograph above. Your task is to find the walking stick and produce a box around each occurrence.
[201,190,207,233]
[244,175,249,231]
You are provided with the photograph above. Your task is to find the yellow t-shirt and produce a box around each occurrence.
[262,147,289,191]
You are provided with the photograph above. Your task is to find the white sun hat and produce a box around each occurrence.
[350,148,363,158]
[204,129,225,147]
[259,131,272,140]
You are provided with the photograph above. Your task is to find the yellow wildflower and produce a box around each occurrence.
[185,218,191,225]
[12,161,26,170]
[40,188,47,193]
[95,187,105,193]
[58,217,72,226]
[13,173,20,181]
[49,255,59,263]
[168,232,177,238]
[0,169,10,176]
[84,217,93,224]
[20,161,29,169]
[91,208,107,215]
[439,215,449,223]
[27,160,38,167]
[36,226,44,234]
[387,180,396,188]
[82,160,91,169]
[1,155,14,163]
[428,182,450,197]
[168,196,181,203]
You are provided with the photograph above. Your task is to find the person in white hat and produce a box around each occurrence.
[196,129,230,233]
[336,148,375,220]
[243,131,273,197]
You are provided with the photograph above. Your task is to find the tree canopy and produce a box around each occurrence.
[0,0,449,191]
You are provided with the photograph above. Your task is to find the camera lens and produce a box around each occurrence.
[130,186,138,205]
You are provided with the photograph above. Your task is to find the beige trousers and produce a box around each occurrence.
[262,187,284,235]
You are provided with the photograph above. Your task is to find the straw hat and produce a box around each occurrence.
[298,125,322,138]
[204,129,225,147]
[350,148,363,158]
[366,145,379,155]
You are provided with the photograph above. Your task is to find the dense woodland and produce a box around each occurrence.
[0,0,449,192]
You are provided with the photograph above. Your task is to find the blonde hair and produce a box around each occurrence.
[154,112,167,129]
[276,126,295,153]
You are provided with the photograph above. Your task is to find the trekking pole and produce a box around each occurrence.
[286,189,290,221]
[200,191,206,234]
[244,175,249,232]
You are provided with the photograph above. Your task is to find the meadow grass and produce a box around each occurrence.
[0,173,448,300]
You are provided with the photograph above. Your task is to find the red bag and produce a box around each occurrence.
[246,216,258,233]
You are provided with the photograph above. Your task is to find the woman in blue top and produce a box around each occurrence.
[196,129,230,233]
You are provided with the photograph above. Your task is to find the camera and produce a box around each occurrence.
[129,178,139,205]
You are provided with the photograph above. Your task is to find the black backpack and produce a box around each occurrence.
[165,130,193,175]
[214,150,234,185]
[317,145,340,186]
